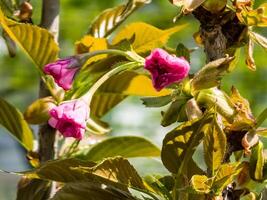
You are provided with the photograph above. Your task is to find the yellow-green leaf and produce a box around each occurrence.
[75,35,108,64]
[161,112,213,174]
[0,8,59,68]
[91,71,170,117]
[249,141,264,181]
[191,175,211,194]
[89,0,150,38]
[0,98,34,151]
[73,136,160,161]
[112,22,187,53]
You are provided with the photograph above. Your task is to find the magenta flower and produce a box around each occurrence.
[145,48,190,91]
[44,57,80,90]
[48,100,89,140]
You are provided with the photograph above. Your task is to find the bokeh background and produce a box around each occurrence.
[0,0,266,199]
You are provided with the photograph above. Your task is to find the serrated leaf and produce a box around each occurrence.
[248,31,267,51]
[73,136,160,161]
[112,22,187,53]
[24,96,56,125]
[16,178,51,200]
[51,181,136,200]
[0,9,59,68]
[191,56,234,93]
[203,114,226,176]
[89,0,150,38]
[249,142,264,181]
[141,95,172,108]
[91,71,170,118]
[0,98,33,151]
[161,112,213,174]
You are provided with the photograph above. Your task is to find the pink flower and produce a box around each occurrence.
[145,48,190,91]
[44,57,80,90]
[48,100,89,140]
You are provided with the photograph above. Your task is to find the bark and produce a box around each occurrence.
[38,0,59,163]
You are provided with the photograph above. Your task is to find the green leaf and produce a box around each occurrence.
[112,22,187,53]
[203,114,226,176]
[143,175,173,199]
[51,181,136,200]
[0,8,59,68]
[141,95,172,108]
[249,31,267,51]
[256,108,267,128]
[23,157,145,190]
[16,178,51,200]
[249,142,264,181]
[161,96,189,127]
[176,43,190,62]
[169,0,205,14]
[161,112,212,174]
[191,175,211,194]
[24,96,56,125]
[191,56,234,93]
[73,136,160,161]
[0,98,33,151]
[89,0,150,38]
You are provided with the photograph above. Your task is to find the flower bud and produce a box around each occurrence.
[48,100,89,140]
[144,48,190,91]
[44,57,80,90]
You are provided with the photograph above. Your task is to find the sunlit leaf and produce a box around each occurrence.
[161,112,213,174]
[73,136,160,161]
[112,22,187,53]
[91,71,170,118]
[191,175,211,194]
[212,162,244,195]
[24,96,56,125]
[0,98,33,151]
[203,114,226,176]
[89,0,150,38]
[249,142,264,181]
[23,157,145,190]
[169,0,206,13]
[0,8,59,69]
[75,35,108,64]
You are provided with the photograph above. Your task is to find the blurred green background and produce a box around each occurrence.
[0,0,266,199]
